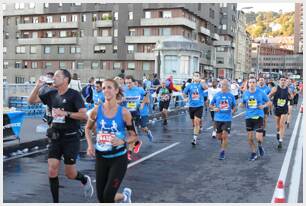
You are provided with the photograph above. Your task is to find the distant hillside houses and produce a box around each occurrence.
[254,36,294,51]
[269,22,282,32]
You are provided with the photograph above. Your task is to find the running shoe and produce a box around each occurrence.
[147,130,153,142]
[83,175,94,199]
[127,151,132,161]
[249,152,258,161]
[219,150,225,160]
[212,130,216,139]
[191,136,197,145]
[277,141,282,149]
[276,133,280,141]
[258,146,265,157]
[122,187,132,203]
[133,140,142,153]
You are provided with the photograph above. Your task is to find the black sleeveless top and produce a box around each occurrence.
[273,86,289,109]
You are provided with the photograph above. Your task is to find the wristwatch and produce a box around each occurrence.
[66,112,72,118]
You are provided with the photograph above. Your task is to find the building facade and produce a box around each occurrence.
[3,3,228,83]
[294,3,303,54]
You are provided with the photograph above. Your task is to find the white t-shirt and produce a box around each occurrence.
[69,79,82,92]
[231,83,239,96]
[208,87,221,103]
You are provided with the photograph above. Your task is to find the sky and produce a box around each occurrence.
[237,3,295,13]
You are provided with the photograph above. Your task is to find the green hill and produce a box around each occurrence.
[245,11,294,38]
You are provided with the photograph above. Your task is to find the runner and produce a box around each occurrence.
[139,92,154,142]
[183,72,208,145]
[268,76,294,149]
[257,77,271,137]
[85,79,136,203]
[207,79,221,138]
[209,79,236,160]
[93,80,105,105]
[285,78,296,128]
[28,69,94,202]
[240,77,271,161]
[156,80,172,126]
[123,75,145,158]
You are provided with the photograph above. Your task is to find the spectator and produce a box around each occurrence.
[81,77,95,105]
[69,73,82,93]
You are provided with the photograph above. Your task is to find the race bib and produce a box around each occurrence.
[191,92,200,101]
[96,133,114,151]
[248,99,257,109]
[277,99,286,107]
[162,95,170,101]
[52,115,65,124]
[220,100,229,111]
[127,102,137,110]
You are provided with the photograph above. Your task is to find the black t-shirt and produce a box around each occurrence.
[39,88,85,131]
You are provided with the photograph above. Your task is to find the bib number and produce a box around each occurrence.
[277,99,286,107]
[127,102,137,110]
[248,99,257,109]
[96,133,114,151]
[52,116,65,123]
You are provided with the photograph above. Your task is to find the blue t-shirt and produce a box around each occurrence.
[203,89,208,97]
[210,91,236,121]
[242,89,269,119]
[288,84,295,93]
[183,82,205,107]
[93,90,105,105]
[257,85,271,95]
[139,103,149,116]
[123,86,145,112]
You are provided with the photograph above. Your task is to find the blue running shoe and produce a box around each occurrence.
[249,152,258,161]
[123,187,132,203]
[219,150,225,160]
[258,146,265,157]
[147,130,153,142]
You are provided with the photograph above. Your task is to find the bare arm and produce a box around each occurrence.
[28,80,44,104]
[85,106,98,156]
[268,87,277,99]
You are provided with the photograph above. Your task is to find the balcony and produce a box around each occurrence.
[17,22,78,30]
[95,20,113,28]
[134,52,155,60]
[18,37,77,45]
[96,36,113,44]
[212,33,220,40]
[140,17,196,30]
[200,27,210,36]
[213,40,234,47]
[126,35,171,44]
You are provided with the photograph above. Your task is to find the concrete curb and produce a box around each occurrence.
[3,107,188,156]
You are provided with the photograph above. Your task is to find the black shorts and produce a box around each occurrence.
[130,111,141,126]
[245,117,264,133]
[159,100,170,111]
[215,121,231,134]
[189,106,203,119]
[274,107,288,117]
[48,131,80,165]
[289,99,294,106]
[264,107,269,115]
[293,94,299,105]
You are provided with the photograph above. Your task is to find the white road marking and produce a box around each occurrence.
[271,111,302,203]
[128,142,180,168]
[287,119,303,203]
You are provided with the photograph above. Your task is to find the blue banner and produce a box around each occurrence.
[3,111,25,139]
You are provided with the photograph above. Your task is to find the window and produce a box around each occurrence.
[59,3,62,7]
[32,32,38,38]
[30,46,37,54]
[114,12,118,20]
[31,61,37,69]
[94,45,106,53]
[129,29,136,36]
[72,15,78,22]
[75,3,81,6]
[102,13,110,20]
[16,17,21,25]
[47,16,53,23]
[60,31,67,37]
[47,31,53,38]
[216,57,224,64]
[3,47,7,54]
[163,11,172,18]
[93,29,98,37]
[60,15,67,23]
[77,62,84,69]
[222,24,227,30]
[15,3,25,9]
[128,45,134,53]
[24,17,30,23]
[92,13,97,21]
[29,3,35,9]
[128,62,135,70]
[216,47,224,52]
[164,55,179,74]
[58,46,65,54]
[45,62,52,69]
[91,62,99,69]
[16,46,26,54]
[180,56,189,75]
[198,3,201,11]
[82,14,87,22]
[143,62,150,71]
[15,76,25,83]
[128,12,133,20]
[5,32,9,39]
[144,28,150,36]
[80,30,85,37]
[60,61,66,69]
[102,29,109,37]
[192,57,198,72]
[44,3,49,8]
[113,62,121,69]
[70,46,81,54]
[145,11,151,19]
[4,62,8,69]
[44,46,51,54]
[159,28,171,36]
[209,8,215,19]
[113,45,118,53]
[114,29,118,37]
[15,61,22,68]
[33,17,39,23]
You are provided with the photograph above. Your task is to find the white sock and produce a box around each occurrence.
[279,139,283,142]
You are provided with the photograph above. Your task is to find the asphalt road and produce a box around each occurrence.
[3,104,303,203]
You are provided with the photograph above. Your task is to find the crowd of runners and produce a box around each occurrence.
[28,69,302,203]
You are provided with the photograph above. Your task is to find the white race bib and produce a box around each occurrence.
[96,133,114,151]
[52,116,65,123]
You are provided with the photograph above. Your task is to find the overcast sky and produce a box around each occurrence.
[237,3,295,13]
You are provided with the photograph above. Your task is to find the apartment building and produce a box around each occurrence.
[3,3,240,83]
[294,3,303,54]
